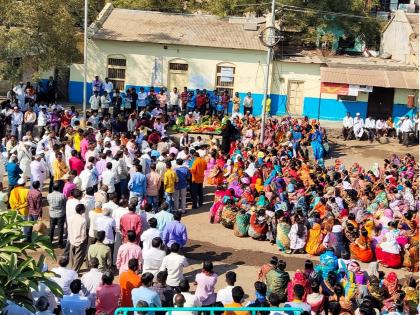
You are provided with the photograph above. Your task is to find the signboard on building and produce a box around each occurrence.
[321,82,373,96]
[220,67,234,82]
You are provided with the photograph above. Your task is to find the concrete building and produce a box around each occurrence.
[381,10,419,66]
[69,3,418,121]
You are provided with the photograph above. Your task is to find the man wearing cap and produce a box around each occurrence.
[9,178,30,231]
[30,154,47,189]
[353,113,364,140]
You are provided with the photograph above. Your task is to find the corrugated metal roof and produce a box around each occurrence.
[320,67,418,89]
[92,8,266,51]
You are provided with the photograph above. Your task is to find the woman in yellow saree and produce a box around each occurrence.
[305,223,326,256]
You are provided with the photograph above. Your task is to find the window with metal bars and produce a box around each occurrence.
[215,64,235,96]
[107,57,126,91]
[169,63,188,71]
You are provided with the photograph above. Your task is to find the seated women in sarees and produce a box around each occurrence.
[381,272,401,312]
[248,208,268,241]
[257,256,277,282]
[375,221,402,268]
[220,199,238,229]
[366,183,389,214]
[349,228,374,263]
[324,223,345,258]
[286,216,307,254]
[305,222,326,256]
[233,209,250,238]
[275,213,291,252]
[265,259,290,303]
[286,270,310,302]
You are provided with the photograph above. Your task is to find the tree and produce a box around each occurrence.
[201,0,382,50]
[0,211,62,313]
[0,0,80,83]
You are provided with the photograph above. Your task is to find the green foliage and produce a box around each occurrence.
[0,211,62,313]
[0,0,80,83]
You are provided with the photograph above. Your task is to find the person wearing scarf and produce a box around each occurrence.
[286,270,310,302]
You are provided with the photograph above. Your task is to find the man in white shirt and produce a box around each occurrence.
[142,237,166,276]
[100,91,111,116]
[364,115,376,142]
[37,107,49,137]
[137,87,148,110]
[81,257,103,311]
[30,154,47,189]
[170,87,180,112]
[141,217,161,251]
[177,280,201,315]
[51,256,78,298]
[66,189,83,220]
[95,207,116,249]
[111,199,129,264]
[216,271,236,305]
[342,112,354,140]
[13,82,25,108]
[159,242,188,288]
[11,106,23,140]
[89,90,101,111]
[375,118,387,139]
[79,164,98,192]
[243,92,254,115]
[353,113,365,140]
[101,162,116,194]
[400,115,414,147]
[103,77,114,94]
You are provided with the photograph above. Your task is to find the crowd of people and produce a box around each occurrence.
[0,77,418,315]
[342,112,418,146]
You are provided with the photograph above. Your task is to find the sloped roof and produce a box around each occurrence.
[406,13,419,36]
[92,7,266,51]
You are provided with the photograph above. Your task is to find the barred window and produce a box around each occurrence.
[169,63,188,71]
[107,57,126,91]
[215,64,235,96]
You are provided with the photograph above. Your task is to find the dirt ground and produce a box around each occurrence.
[32,132,419,300]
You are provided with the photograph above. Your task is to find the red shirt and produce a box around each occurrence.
[96,284,121,314]
[69,156,84,175]
[181,91,188,105]
[196,94,206,108]
[61,114,72,128]
[120,212,142,243]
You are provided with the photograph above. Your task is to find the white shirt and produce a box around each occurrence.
[216,285,234,305]
[13,85,25,99]
[376,120,386,129]
[81,268,103,308]
[102,200,119,213]
[30,159,47,184]
[66,198,81,223]
[95,215,116,244]
[142,247,166,276]
[140,227,161,251]
[50,266,78,297]
[11,111,23,125]
[89,95,100,110]
[401,119,413,132]
[365,117,376,129]
[100,95,111,108]
[101,169,116,193]
[112,207,129,233]
[79,168,98,191]
[353,117,364,128]
[159,252,189,287]
[343,116,354,128]
[170,92,180,106]
[174,292,201,315]
[103,81,114,93]
[38,111,48,126]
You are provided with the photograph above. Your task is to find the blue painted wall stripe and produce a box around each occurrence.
[68,80,415,121]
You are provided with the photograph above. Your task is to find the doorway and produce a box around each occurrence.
[287,80,304,115]
[367,87,394,119]
[168,61,188,91]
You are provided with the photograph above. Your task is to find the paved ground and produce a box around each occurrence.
[32,133,418,299]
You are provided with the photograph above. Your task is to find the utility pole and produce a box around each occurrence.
[259,0,277,143]
[82,0,88,120]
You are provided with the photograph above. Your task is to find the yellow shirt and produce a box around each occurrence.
[224,302,250,315]
[53,159,69,181]
[163,169,177,193]
[9,186,29,216]
[73,133,81,152]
